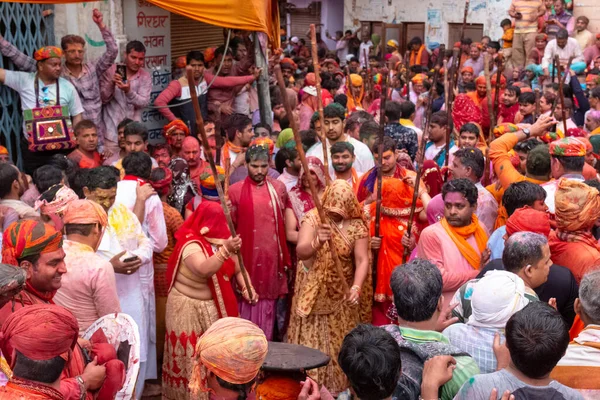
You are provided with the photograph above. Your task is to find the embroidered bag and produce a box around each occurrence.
[24,76,76,152]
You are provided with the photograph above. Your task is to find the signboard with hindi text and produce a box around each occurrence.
[124,0,171,144]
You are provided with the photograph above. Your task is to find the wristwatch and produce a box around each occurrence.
[522,128,531,139]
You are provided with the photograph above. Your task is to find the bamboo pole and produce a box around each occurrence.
[484,53,495,143]
[274,64,349,294]
[534,88,541,121]
[310,24,331,185]
[185,67,253,299]
[402,65,442,263]
[374,25,388,239]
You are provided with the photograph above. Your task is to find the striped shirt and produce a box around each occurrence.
[552,325,600,398]
[509,0,545,34]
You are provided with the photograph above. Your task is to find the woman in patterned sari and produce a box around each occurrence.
[288,180,372,395]
[285,156,327,244]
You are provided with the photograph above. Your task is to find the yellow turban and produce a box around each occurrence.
[190,317,268,393]
[350,73,363,87]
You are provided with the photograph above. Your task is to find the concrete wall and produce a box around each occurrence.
[53,0,126,62]
[343,0,511,47]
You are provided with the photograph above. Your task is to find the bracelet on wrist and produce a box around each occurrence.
[351,285,361,294]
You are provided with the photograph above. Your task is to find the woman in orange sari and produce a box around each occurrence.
[288,180,372,395]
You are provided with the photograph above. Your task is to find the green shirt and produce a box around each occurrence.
[384,325,481,400]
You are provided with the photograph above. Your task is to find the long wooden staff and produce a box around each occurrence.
[374,25,387,241]
[445,48,460,177]
[402,65,442,263]
[557,57,569,136]
[534,88,541,121]
[492,54,504,129]
[274,64,349,294]
[185,67,253,299]
[483,53,496,143]
[402,50,410,96]
[310,24,331,185]
[548,56,573,135]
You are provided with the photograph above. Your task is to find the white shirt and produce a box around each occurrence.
[335,39,349,66]
[306,135,375,179]
[278,169,299,192]
[359,41,373,67]
[424,142,458,163]
[542,38,585,70]
[3,71,84,137]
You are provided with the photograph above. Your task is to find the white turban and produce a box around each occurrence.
[467,270,531,329]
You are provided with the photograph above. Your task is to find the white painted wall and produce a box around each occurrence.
[344,0,512,47]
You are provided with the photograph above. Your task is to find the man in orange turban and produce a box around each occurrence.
[190,317,268,395]
[549,179,600,284]
[466,76,492,134]
[0,304,79,399]
[0,220,108,399]
[54,199,121,334]
[0,146,9,164]
[162,119,190,158]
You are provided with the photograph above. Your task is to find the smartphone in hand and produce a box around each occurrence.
[116,64,127,83]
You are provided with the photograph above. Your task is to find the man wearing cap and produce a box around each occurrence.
[541,137,587,214]
[386,39,403,63]
[0,304,81,399]
[53,199,121,335]
[458,66,475,93]
[0,220,107,399]
[549,179,600,283]
[0,9,116,154]
[0,45,84,174]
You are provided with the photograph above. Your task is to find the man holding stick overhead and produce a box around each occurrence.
[228,144,291,341]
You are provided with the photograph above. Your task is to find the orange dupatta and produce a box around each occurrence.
[409,45,425,66]
[440,215,488,269]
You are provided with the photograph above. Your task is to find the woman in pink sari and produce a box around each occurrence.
[285,157,327,245]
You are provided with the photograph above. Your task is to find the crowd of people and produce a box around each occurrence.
[0,3,599,400]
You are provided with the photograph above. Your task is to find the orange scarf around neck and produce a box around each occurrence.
[440,214,488,269]
[410,45,425,66]
[221,140,245,166]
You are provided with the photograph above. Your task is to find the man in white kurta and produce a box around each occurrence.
[115,151,167,398]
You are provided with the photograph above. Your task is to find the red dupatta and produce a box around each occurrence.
[165,202,239,318]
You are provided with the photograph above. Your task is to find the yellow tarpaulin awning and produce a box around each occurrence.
[1,0,280,46]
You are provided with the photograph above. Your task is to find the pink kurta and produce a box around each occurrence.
[54,240,121,334]
[417,222,481,304]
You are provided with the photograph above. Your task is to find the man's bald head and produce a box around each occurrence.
[182,137,201,168]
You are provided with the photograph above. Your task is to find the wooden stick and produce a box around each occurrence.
[374,25,388,239]
[551,57,557,83]
[492,54,504,130]
[460,0,471,44]
[534,88,541,121]
[274,64,349,294]
[557,58,568,136]
[185,67,253,299]
[483,53,495,143]
[402,65,441,263]
[445,48,460,177]
[310,25,331,185]
[548,56,573,135]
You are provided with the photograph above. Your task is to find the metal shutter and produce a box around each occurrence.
[170,13,225,59]
[290,8,321,39]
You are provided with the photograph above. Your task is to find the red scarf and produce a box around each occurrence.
[25,280,55,303]
[237,177,290,279]
[166,232,238,318]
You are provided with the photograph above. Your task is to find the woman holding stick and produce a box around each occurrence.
[288,180,372,395]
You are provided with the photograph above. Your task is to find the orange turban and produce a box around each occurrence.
[461,66,474,75]
[586,74,598,83]
[174,56,186,69]
[1,304,78,364]
[33,46,62,61]
[304,72,316,86]
[256,377,302,400]
[475,76,487,85]
[252,137,275,155]
[411,73,426,84]
[549,137,586,157]
[491,74,507,88]
[163,119,190,138]
[506,208,551,237]
[0,146,8,156]
[2,220,62,266]
[190,317,268,393]
[493,123,519,138]
[350,73,363,87]
[204,47,216,63]
[555,179,600,232]
[62,199,108,228]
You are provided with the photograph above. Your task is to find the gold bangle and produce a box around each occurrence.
[215,251,226,263]
[351,285,361,293]
[220,246,231,259]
